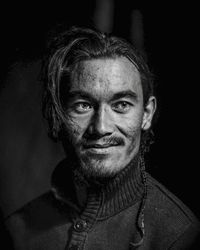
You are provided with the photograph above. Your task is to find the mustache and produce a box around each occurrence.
[81,136,125,147]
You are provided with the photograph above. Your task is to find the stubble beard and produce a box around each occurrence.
[77,140,140,179]
[79,154,120,178]
[62,125,141,179]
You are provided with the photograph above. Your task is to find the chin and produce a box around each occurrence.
[80,157,125,178]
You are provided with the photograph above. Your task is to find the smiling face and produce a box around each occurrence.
[62,57,155,177]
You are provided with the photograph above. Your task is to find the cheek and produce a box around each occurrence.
[115,112,143,156]
[123,124,141,157]
[64,115,89,143]
[115,111,143,139]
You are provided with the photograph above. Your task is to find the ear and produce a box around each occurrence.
[142,96,157,130]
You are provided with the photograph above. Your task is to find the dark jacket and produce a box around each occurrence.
[5,158,200,250]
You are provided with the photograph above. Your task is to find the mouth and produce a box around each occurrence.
[83,143,118,149]
[82,143,121,156]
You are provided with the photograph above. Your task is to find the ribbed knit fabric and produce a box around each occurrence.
[49,154,144,249]
[51,154,144,221]
[5,155,200,250]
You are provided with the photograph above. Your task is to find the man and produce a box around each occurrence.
[5,26,200,249]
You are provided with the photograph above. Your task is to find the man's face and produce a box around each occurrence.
[62,57,149,177]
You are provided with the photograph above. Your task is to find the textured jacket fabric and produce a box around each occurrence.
[5,158,200,250]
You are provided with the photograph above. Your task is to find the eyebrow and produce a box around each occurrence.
[67,90,96,102]
[67,90,138,102]
[110,91,138,102]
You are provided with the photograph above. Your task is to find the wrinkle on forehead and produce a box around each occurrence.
[70,57,142,100]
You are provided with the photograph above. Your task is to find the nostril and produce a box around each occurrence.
[89,119,113,137]
[85,124,112,139]
[90,106,114,136]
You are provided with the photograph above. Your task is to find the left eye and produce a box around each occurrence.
[112,101,132,113]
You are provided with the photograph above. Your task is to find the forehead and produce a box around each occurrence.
[70,57,142,97]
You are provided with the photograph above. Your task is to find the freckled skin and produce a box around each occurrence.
[62,57,146,177]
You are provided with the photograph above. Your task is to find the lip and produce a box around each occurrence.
[83,144,118,149]
[82,144,120,155]
[84,147,115,155]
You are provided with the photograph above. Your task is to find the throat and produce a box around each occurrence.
[72,153,142,209]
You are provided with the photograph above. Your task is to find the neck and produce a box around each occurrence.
[51,152,144,215]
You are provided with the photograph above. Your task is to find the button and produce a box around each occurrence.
[73,220,87,232]
[68,245,79,250]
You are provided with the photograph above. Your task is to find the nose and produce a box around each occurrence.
[87,105,114,137]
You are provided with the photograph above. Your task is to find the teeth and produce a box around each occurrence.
[85,144,117,149]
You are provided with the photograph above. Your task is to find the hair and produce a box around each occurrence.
[42,26,155,141]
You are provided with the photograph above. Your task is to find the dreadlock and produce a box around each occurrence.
[130,130,154,247]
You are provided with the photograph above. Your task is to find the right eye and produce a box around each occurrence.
[73,102,92,113]
[111,101,133,113]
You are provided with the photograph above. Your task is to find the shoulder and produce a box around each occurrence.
[4,191,72,249]
[5,191,70,236]
[145,173,200,248]
[146,174,198,223]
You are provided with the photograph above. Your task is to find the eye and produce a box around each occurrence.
[73,102,92,113]
[112,101,133,113]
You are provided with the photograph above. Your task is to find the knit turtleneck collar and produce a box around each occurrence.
[51,154,144,219]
